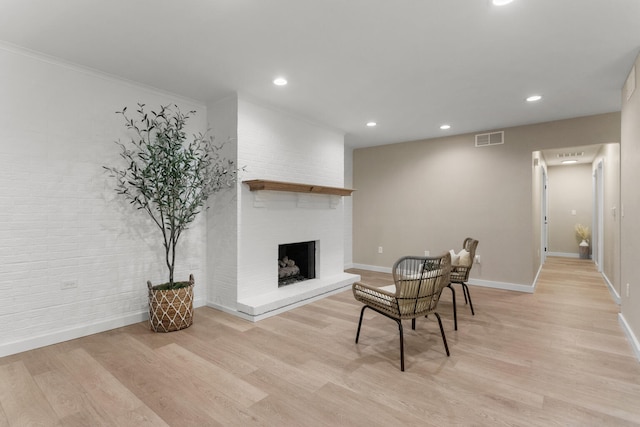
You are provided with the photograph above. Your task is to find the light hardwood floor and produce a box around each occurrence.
[1,257,639,426]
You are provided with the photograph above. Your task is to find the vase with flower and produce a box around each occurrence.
[575,223,590,259]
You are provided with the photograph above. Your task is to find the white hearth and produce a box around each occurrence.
[237,273,358,320]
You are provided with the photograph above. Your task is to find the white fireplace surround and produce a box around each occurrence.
[215,188,359,321]
[206,96,360,321]
[235,188,358,321]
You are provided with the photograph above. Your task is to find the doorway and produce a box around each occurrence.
[534,143,621,301]
[536,144,601,261]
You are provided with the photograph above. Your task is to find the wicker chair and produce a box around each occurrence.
[352,253,451,371]
[446,237,479,330]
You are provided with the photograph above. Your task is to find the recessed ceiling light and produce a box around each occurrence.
[562,160,578,164]
[526,95,542,102]
[366,122,377,127]
[273,77,287,86]
[440,124,451,130]
[493,0,514,5]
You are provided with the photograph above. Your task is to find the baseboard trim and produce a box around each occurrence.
[547,251,580,258]
[351,263,392,274]
[602,273,621,304]
[468,278,535,293]
[0,297,207,358]
[548,251,593,260]
[0,311,146,358]
[532,263,544,291]
[352,264,534,293]
[618,313,640,363]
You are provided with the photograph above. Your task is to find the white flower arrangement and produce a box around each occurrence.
[575,223,590,243]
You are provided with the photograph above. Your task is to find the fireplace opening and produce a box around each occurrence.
[278,241,316,287]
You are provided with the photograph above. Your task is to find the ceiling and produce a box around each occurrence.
[542,144,602,167]
[0,0,638,149]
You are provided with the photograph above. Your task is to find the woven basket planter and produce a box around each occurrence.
[147,274,195,332]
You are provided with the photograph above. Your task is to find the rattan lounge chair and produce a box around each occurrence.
[352,253,452,371]
[446,237,479,330]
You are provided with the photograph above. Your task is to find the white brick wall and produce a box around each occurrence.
[238,99,344,187]
[206,96,240,311]
[0,45,209,356]
[0,46,357,354]
[205,95,357,317]
[236,98,347,300]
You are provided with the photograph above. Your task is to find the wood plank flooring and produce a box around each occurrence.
[1,257,639,426]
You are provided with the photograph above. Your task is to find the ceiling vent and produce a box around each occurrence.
[475,131,504,147]
[557,152,584,159]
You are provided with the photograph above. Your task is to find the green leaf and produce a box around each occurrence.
[104,103,242,284]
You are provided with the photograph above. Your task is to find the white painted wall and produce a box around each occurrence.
[344,147,354,268]
[620,54,640,360]
[0,44,208,357]
[353,113,621,290]
[593,143,621,298]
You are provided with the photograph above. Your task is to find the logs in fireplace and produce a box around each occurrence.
[278,241,316,287]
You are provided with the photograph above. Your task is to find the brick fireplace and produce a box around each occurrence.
[205,96,360,321]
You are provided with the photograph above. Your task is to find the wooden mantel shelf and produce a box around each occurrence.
[243,179,355,196]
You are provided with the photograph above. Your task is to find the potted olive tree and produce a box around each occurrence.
[105,103,240,332]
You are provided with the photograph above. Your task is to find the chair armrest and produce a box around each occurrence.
[352,281,398,312]
[353,281,396,296]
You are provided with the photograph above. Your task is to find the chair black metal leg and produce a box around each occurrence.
[397,319,405,371]
[462,283,475,315]
[356,305,405,371]
[411,318,416,330]
[434,313,450,357]
[355,305,367,343]
[462,284,469,304]
[446,284,457,331]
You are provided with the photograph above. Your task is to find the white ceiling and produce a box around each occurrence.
[0,0,638,149]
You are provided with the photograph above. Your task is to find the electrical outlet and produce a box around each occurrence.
[626,283,630,297]
[61,281,78,290]
[378,246,383,254]
[424,250,430,256]
[474,255,481,264]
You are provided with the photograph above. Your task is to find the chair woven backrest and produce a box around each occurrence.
[451,238,479,282]
[392,253,451,318]
[463,238,479,260]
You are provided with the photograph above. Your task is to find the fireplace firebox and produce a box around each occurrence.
[278,241,316,287]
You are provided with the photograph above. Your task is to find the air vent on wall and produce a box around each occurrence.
[475,131,504,147]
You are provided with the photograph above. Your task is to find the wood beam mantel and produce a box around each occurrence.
[243,179,354,196]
